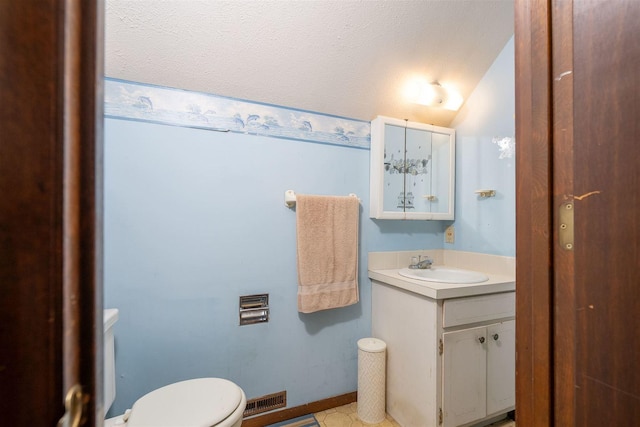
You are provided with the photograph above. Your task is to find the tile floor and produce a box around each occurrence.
[314,402,400,427]
[314,403,516,427]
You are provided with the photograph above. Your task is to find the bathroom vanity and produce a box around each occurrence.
[368,251,515,427]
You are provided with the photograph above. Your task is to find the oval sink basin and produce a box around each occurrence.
[398,267,489,284]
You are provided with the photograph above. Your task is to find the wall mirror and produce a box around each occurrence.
[369,115,455,220]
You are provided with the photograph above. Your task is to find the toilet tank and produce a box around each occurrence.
[104,309,119,413]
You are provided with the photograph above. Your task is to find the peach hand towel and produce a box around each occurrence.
[296,194,359,313]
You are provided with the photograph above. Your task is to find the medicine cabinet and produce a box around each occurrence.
[369,115,455,220]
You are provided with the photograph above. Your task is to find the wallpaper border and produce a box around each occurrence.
[104,78,371,150]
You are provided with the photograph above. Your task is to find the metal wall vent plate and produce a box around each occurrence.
[239,294,269,325]
[243,390,287,417]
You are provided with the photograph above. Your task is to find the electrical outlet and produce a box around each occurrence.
[445,225,455,243]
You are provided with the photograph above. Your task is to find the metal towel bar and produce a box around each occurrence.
[284,190,359,208]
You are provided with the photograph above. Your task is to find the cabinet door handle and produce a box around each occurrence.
[493,334,499,341]
[478,337,485,344]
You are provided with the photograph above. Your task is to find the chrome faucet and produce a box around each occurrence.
[409,255,433,269]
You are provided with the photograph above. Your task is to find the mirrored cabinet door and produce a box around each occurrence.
[370,116,455,220]
[405,126,433,213]
[430,131,453,215]
[382,123,406,213]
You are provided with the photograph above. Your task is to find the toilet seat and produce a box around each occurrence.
[126,378,244,427]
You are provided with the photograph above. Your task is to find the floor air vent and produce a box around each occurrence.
[243,390,287,417]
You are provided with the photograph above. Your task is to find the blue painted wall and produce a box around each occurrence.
[104,116,444,415]
[449,36,516,256]
[104,36,515,415]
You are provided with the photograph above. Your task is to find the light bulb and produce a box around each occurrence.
[404,78,463,110]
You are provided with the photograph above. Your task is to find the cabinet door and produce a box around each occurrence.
[430,131,454,215]
[405,126,432,213]
[443,326,487,427]
[369,115,455,220]
[487,320,516,415]
[381,122,407,214]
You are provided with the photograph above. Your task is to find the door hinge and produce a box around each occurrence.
[559,202,574,250]
[439,338,443,355]
[439,407,443,425]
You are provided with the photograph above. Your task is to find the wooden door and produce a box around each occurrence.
[515,0,640,425]
[554,0,640,424]
[0,1,104,425]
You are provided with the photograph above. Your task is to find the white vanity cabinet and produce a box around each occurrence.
[442,320,515,426]
[371,281,515,427]
[369,116,455,220]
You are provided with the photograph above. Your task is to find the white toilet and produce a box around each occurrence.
[103,309,246,427]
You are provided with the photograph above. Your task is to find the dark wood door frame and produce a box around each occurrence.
[0,1,104,425]
[550,1,575,425]
[514,0,554,425]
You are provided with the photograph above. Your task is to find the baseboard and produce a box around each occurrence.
[241,391,357,427]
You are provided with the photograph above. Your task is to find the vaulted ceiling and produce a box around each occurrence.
[105,0,514,127]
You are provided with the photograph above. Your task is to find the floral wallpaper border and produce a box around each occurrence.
[104,78,371,149]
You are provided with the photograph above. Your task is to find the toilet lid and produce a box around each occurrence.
[127,378,243,427]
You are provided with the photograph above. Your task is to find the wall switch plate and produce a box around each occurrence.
[445,225,455,244]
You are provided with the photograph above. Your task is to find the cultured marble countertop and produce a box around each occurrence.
[368,267,515,300]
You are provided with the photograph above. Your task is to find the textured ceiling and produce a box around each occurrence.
[105,0,514,127]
